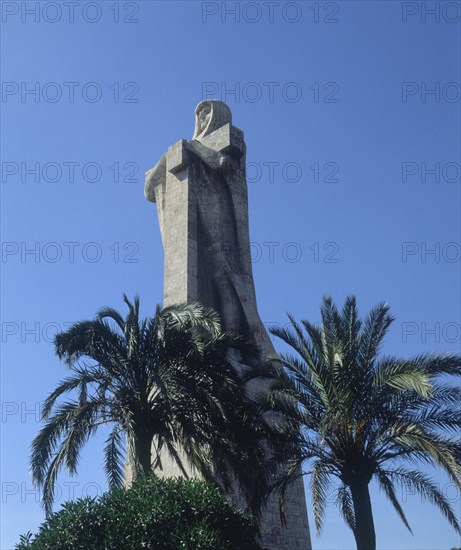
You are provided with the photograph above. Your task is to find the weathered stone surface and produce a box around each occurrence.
[144,100,311,550]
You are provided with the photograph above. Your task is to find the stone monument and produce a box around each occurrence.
[145,100,311,550]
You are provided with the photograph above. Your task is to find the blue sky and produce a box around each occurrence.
[1,1,460,548]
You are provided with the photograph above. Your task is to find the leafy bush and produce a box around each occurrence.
[16,474,262,550]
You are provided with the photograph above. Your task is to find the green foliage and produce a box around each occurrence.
[270,295,461,549]
[16,474,261,550]
[31,296,279,517]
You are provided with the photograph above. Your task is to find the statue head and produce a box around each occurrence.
[193,100,232,139]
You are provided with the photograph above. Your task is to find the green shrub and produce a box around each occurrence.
[16,474,261,550]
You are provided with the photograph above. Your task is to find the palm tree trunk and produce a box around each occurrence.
[133,431,153,479]
[350,480,376,550]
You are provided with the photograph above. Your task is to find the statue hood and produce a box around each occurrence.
[193,100,232,139]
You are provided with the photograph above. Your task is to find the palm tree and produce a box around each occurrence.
[270,295,461,550]
[31,296,279,516]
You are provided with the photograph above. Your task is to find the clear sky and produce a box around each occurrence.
[1,1,460,548]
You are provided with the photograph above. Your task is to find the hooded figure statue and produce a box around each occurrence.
[145,100,273,359]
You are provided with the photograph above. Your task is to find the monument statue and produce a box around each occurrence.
[145,100,311,550]
[145,100,272,356]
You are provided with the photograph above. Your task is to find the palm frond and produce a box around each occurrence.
[374,466,412,532]
[96,306,126,331]
[394,428,461,485]
[335,483,356,533]
[358,302,393,373]
[161,301,222,336]
[385,467,461,534]
[41,445,67,516]
[31,401,82,485]
[372,357,432,397]
[42,370,95,418]
[104,425,125,489]
[310,459,331,535]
